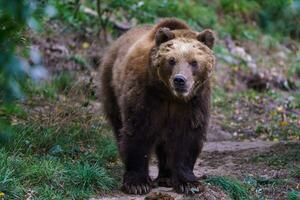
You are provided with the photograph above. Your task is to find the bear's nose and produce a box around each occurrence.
[173,74,186,87]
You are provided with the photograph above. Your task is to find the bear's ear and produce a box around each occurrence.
[155,27,175,46]
[197,29,215,49]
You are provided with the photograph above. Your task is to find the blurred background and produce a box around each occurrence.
[0,0,299,199]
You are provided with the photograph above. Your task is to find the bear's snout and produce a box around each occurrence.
[173,74,187,89]
[171,73,194,98]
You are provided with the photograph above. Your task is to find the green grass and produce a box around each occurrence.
[244,175,287,187]
[22,72,75,100]
[291,165,300,179]
[0,121,119,199]
[205,176,250,200]
[205,175,292,200]
[288,190,300,200]
[0,69,121,199]
[0,150,25,199]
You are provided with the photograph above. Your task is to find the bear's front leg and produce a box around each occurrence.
[169,132,205,195]
[120,134,154,195]
[119,91,155,195]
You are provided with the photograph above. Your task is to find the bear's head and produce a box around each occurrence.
[151,28,215,100]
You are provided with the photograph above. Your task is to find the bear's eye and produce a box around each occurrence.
[190,60,198,68]
[168,57,176,66]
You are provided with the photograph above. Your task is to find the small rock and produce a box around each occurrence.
[145,192,174,200]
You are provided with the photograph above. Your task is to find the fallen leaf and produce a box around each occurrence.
[82,42,90,49]
[279,121,288,127]
[0,192,5,198]
[276,106,284,113]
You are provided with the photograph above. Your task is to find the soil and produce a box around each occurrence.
[91,140,300,200]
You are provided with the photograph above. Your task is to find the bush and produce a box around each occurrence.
[257,0,300,39]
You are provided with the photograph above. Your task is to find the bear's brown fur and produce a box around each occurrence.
[100,18,216,195]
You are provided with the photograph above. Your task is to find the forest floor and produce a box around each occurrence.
[94,140,300,200]
[2,20,299,199]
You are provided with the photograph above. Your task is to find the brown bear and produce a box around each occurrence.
[100,18,215,195]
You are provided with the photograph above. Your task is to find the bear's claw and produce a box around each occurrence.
[174,181,205,195]
[122,183,151,195]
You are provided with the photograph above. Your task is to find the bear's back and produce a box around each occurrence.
[110,25,152,69]
[108,25,154,97]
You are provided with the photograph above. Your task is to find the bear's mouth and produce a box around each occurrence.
[170,81,194,98]
[174,87,188,93]
[172,86,190,98]
[168,76,194,99]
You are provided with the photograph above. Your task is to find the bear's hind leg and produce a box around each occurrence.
[100,54,122,140]
[155,142,172,187]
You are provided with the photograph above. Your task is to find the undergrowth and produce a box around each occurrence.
[205,176,250,200]
[0,72,120,199]
[288,190,300,200]
[0,121,119,199]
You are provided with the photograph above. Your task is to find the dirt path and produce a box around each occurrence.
[92,141,282,200]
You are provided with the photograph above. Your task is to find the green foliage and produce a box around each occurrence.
[219,0,260,16]
[48,0,93,29]
[205,176,250,200]
[257,0,300,39]
[0,0,53,146]
[128,0,217,30]
[48,0,300,40]
[218,0,300,39]
[217,15,261,39]
[49,0,217,34]
[0,0,43,101]
[288,190,300,200]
